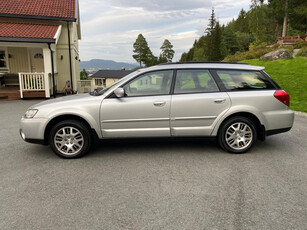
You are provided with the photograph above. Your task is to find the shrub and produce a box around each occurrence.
[296,47,307,57]
[223,47,275,62]
[293,41,307,49]
[249,41,268,51]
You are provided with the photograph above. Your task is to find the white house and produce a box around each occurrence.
[0,0,81,100]
[91,70,133,90]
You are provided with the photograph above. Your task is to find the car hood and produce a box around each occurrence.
[30,93,104,109]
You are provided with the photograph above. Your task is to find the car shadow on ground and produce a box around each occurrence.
[90,137,227,157]
[24,135,288,160]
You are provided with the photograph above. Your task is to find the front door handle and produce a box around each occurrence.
[153,101,166,107]
[214,98,226,103]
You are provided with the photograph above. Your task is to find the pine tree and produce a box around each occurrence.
[160,39,175,63]
[132,34,151,67]
[211,22,224,61]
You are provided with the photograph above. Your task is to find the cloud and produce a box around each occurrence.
[78,0,251,63]
[104,0,212,11]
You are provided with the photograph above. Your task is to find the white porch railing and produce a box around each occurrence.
[77,80,94,94]
[18,72,52,98]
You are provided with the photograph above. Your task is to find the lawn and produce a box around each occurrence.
[243,58,307,113]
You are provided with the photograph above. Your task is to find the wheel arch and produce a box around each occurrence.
[215,112,266,141]
[44,114,99,145]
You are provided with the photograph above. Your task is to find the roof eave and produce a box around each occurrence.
[0,37,55,43]
[0,14,76,22]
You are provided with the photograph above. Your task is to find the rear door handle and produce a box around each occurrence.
[214,98,226,103]
[153,101,166,107]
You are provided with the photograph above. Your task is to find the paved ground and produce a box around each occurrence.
[0,99,306,230]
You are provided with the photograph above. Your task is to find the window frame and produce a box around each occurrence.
[210,69,279,92]
[108,70,175,98]
[172,68,221,95]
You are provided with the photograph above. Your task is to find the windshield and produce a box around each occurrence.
[89,71,140,96]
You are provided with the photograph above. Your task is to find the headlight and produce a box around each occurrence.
[24,109,38,118]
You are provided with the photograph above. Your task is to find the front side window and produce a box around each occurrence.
[123,70,173,97]
[174,69,219,94]
[216,70,275,90]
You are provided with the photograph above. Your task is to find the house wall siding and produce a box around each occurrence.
[106,78,119,86]
[7,47,29,73]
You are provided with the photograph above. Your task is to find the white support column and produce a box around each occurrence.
[18,73,23,98]
[44,73,50,98]
[43,48,52,74]
[43,47,53,97]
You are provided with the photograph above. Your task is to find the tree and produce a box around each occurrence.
[288,0,307,34]
[133,34,151,67]
[234,9,250,33]
[206,8,216,60]
[160,39,175,62]
[211,22,224,61]
[268,0,289,36]
[144,50,158,67]
[80,69,88,80]
[222,25,239,56]
[269,0,307,35]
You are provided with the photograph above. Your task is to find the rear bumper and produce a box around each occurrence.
[263,109,294,131]
[266,127,292,136]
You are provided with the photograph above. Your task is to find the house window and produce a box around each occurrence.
[0,50,8,69]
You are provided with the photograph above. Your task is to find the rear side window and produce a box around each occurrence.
[174,69,219,94]
[216,70,275,90]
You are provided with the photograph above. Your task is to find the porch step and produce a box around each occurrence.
[0,95,8,100]
[0,91,21,101]
[23,91,45,98]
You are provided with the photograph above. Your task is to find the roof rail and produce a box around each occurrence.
[158,61,248,65]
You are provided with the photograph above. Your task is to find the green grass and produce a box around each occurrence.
[243,58,307,113]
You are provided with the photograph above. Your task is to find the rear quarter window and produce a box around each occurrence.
[216,70,275,90]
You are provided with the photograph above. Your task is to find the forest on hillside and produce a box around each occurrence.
[180,0,307,62]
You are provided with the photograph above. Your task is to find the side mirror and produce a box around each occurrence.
[114,88,125,98]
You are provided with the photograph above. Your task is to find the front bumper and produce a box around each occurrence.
[19,117,48,143]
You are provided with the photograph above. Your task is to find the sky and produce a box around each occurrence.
[78,0,251,63]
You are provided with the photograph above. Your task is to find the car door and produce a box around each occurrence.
[100,70,173,138]
[170,69,231,136]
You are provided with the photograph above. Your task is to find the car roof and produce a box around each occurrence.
[140,62,265,72]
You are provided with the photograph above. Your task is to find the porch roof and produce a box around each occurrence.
[0,22,61,43]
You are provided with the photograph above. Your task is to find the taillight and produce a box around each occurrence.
[274,90,290,107]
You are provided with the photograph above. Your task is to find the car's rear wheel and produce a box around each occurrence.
[49,120,91,158]
[218,116,257,153]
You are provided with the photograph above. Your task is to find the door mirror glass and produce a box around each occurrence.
[114,88,125,98]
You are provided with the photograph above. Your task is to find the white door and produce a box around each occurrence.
[29,48,44,72]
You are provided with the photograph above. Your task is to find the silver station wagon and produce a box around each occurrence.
[20,62,294,158]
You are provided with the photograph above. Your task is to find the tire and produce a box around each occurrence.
[49,120,92,158]
[218,116,257,154]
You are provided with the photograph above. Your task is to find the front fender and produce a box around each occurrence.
[44,108,102,138]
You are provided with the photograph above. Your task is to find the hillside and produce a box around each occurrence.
[80,59,138,70]
[244,58,307,113]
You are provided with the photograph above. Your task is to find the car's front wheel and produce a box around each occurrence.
[218,116,257,153]
[49,120,91,158]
